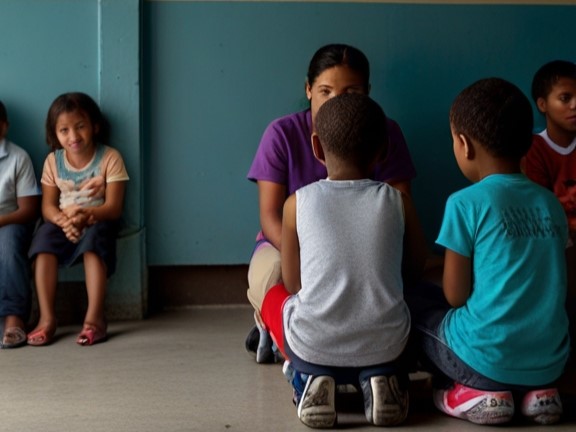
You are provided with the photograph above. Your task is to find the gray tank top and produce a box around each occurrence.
[283,179,410,367]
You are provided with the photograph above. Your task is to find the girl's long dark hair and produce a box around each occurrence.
[45,92,109,151]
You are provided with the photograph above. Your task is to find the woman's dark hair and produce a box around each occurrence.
[45,92,109,151]
[307,44,370,92]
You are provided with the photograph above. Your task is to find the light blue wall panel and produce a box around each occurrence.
[144,2,576,265]
[0,0,98,173]
[1,0,145,318]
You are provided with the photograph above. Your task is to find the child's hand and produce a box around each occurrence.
[80,176,105,199]
[62,204,83,219]
[70,209,92,231]
[59,216,83,243]
[58,208,92,243]
[63,222,83,243]
[53,212,70,228]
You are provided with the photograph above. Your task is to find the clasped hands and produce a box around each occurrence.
[54,177,103,243]
[54,206,95,244]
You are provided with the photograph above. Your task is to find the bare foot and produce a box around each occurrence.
[4,315,24,330]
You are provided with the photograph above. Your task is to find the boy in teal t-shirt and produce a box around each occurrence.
[410,78,570,426]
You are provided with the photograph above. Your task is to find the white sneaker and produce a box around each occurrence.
[521,388,562,425]
[433,382,514,425]
[297,375,336,428]
[361,375,409,426]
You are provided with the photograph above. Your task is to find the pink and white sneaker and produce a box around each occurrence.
[521,388,562,425]
[433,382,514,425]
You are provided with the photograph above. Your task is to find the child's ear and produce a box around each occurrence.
[459,134,475,160]
[311,133,326,165]
[536,97,547,114]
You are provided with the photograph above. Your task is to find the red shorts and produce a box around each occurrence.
[260,283,291,358]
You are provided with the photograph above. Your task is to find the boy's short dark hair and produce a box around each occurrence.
[531,60,576,103]
[315,93,388,168]
[449,77,533,160]
[0,100,7,124]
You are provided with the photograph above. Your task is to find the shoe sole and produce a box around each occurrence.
[0,340,27,349]
[434,390,514,425]
[529,413,561,425]
[298,376,337,428]
[522,389,562,425]
[365,375,408,426]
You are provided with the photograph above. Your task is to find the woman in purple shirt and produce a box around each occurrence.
[246,44,417,363]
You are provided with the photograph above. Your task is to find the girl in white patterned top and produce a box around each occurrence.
[28,92,129,347]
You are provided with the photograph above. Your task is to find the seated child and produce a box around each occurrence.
[27,92,129,347]
[523,59,576,345]
[260,93,427,428]
[0,100,41,348]
[410,78,570,426]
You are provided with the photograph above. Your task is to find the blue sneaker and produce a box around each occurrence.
[283,361,308,405]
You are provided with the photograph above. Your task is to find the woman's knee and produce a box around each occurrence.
[247,245,282,309]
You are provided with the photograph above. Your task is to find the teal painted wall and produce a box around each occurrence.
[144,2,576,265]
[1,0,145,318]
[2,1,575,271]
[0,1,98,173]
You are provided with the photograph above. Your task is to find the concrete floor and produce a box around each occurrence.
[1,305,574,432]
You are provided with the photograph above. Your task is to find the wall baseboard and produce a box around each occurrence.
[26,265,250,327]
[148,265,250,314]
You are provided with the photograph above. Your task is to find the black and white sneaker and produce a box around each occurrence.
[244,320,283,363]
[297,375,337,428]
[244,325,259,354]
[244,323,274,363]
[361,374,409,426]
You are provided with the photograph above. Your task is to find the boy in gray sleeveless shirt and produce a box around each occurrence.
[260,93,427,428]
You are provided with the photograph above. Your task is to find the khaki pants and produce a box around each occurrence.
[247,243,282,321]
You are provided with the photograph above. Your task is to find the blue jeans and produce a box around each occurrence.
[0,223,34,319]
[406,282,539,392]
[283,336,408,402]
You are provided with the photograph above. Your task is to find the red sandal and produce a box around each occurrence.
[77,323,108,346]
[27,326,57,347]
